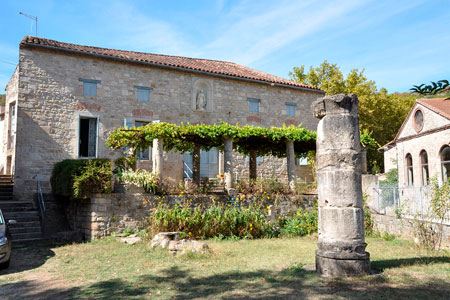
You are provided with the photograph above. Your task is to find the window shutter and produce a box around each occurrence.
[124,118,134,128]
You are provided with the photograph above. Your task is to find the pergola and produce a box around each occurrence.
[106,122,317,191]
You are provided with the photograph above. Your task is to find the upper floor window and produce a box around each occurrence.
[440,145,450,182]
[406,153,414,186]
[420,150,429,186]
[248,98,260,113]
[286,102,296,117]
[135,86,152,102]
[80,78,101,96]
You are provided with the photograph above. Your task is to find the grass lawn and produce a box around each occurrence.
[0,236,449,299]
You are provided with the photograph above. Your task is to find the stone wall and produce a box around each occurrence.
[372,212,450,248]
[65,184,317,240]
[1,67,18,176]
[12,46,322,201]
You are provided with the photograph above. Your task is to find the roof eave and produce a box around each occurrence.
[21,42,325,94]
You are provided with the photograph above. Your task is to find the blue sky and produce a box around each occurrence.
[1,0,449,93]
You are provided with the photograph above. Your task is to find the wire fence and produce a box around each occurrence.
[371,184,450,224]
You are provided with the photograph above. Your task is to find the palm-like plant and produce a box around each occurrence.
[410,80,449,95]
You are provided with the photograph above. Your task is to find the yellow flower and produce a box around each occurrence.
[297,212,300,216]
[278,216,281,219]
[296,225,299,228]
[188,232,192,235]
[267,196,270,200]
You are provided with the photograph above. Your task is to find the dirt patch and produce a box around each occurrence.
[0,243,75,300]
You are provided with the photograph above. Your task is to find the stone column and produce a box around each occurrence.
[192,145,201,186]
[152,137,164,180]
[223,137,234,191]
[218,151,224,175]
[249,149,257,181]
[286,140,296,190]
[312,94,370,277]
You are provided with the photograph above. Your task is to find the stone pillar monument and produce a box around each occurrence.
[312,94,370,277]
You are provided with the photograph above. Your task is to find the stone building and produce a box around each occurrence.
[2,36,324,201]
[382,98,450,186]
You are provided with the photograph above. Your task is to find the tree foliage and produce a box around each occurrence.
[410,80,449,95]
[0,94,5,106]
[290,60,416,171]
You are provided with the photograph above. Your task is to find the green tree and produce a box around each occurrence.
[290,61,416,172]
[0,94,5,106]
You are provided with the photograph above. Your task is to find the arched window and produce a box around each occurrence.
[420,150,429,185]
[406,153,414,186]
[440,146,450,182]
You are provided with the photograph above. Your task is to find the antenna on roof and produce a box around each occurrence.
[19,12,38,36]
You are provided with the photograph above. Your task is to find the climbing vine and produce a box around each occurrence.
[106,122,377,159]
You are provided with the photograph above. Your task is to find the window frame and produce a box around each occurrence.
[405,153,414,186]
[420,150,429,186]
[134,85,152,102]
[248,98,260,113]
[79,78,101,96]
[440,145,450,182]
[286,102,296,117]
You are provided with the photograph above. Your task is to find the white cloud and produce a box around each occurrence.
[202,0,365,65]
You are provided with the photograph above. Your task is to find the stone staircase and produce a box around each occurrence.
[0,175,43,242]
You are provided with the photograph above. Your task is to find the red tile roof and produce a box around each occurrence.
[417,98,450,120]
[20,36,323,93]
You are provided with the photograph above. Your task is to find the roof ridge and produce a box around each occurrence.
[20,36,323,92]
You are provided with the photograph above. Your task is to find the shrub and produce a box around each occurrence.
[119,169,161,194]
[279,205,318,237]
[51,159,112,199]
[149,202,272,239]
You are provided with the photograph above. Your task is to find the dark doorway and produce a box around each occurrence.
[79,118,97,158]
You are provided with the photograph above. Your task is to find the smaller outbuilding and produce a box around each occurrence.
[382,97,450,187]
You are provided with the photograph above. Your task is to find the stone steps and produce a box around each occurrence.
[0,201,34,212]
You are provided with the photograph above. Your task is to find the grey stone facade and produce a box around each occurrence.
[3,38,323,201]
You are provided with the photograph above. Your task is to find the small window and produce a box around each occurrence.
[420,150,429,185]
[79,117,97,158]
[135,86,152,102]
[406,153,414,186]
[295,157,308,166]
[248,156,263,165]
[440,146,450,182]
[80,78,100,96]
[286,102,296,117]
[248,98,260,113]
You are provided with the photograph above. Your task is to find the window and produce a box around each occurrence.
[406,153,414,186]
[295,157,308,166]
[135,121,150,160]
[286,102,296,117]
[248,98,260,113]
[123,119,151,160]
[135,86,152,102]
[440,146,450,182]
[80,78,100,96]
[420,150,429,185]
[248,156,263,165]
[79,117,97,158]
[413,109,424,132]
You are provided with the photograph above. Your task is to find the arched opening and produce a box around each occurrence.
[440,145,450,182]
[406,153,413,186]
[420,150,429,185]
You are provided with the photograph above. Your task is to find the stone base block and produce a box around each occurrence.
[316,252,370,277]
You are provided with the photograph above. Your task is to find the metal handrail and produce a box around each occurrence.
[35,174,46,225]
